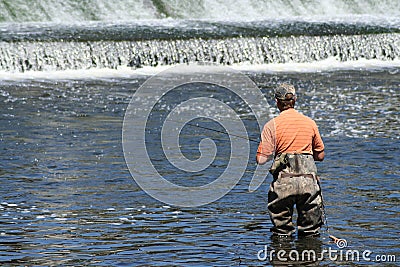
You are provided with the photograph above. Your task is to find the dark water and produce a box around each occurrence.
[0,69,399,266]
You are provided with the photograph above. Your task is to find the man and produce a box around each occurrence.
[256,83,325,237]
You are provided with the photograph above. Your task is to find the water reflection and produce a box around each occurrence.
[265,236,323,266]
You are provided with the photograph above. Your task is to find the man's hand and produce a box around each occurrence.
[256,154,268,165]
[256,152,273,165]
[256,141,273,165]
[313,150,325,161]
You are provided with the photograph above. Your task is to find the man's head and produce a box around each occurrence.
[274,83,296,111]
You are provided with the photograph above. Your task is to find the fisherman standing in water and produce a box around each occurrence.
[256,83,325,237]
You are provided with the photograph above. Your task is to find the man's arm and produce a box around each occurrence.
[312,121,325,161]
[256,140,274,165]
[256,121,275,165]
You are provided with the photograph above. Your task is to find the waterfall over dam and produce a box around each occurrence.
[0,0,399,73]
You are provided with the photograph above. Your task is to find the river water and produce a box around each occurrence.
[1,69,399,266]
[1,0,399,266]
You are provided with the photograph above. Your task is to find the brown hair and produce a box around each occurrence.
[277,93,296,109]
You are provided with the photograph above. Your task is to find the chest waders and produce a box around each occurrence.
[269,153,344,243]
[267,153,322,236]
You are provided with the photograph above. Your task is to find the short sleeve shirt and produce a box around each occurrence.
[258,108,324,157]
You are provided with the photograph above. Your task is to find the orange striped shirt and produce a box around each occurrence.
[258,108,324,156]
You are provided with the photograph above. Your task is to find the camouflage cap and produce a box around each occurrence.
[275,83,296,100]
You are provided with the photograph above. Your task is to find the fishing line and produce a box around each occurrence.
[170,119,274,159]
[170,119,260,143]
[318,179,344,245]
[317,179,330,232]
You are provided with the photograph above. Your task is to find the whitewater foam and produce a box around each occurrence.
[0,58,399,81]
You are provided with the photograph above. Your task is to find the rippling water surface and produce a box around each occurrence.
[0,68,399,266]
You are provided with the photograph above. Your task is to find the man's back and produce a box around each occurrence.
[260,108,324,158]
[272,108,324,155]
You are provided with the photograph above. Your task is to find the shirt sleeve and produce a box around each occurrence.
[257,120,275,157]
[312,121,325,152]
